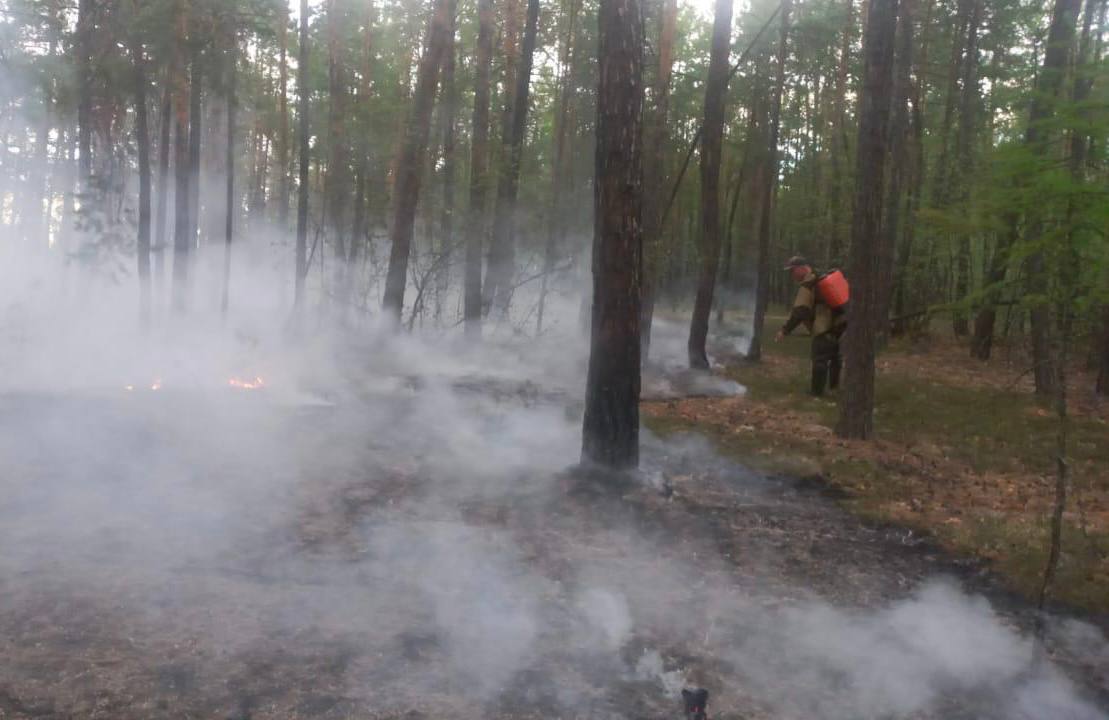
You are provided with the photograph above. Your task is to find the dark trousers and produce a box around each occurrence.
[811,332,842,396]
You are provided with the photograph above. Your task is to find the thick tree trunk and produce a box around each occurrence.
[639,0,679,359]
[581,0,644,469]
[746,0,791,362]
[132,40,152,330]
[485,0,541,317]
[1027,0,1083,397]
[687,0,734,369]
[295,0,310,310]
[464,0,495,339]
[837,0,899,440]
[381,0,453,322]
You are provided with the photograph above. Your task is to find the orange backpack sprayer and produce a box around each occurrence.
[815,269,850,310]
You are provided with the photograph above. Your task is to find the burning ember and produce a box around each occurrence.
[228,376,266,390]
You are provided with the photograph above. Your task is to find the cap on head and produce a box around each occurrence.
[783,255,810,271]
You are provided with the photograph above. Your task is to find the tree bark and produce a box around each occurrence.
[277,2,290,227]
[826,0,853,262]
[131,37,152,330]
[187,39,202,254]
[1097,305,1109,396]
[171,0,191,314]
[837,0,899,440]
[639,0,680,359]
[77,0,94,183]
[746,0,791,362]
[295,0,310,310]
[221,33,237,318]
[346,0,376,310]
[381,0,453,322]
[537,0,581,335]
[436,2,459,322]
[952,0,982,338]
[465,0,495,339]
[581,0,644,469]
[687,0,734,369]
[485,0,541,317]
[154,73,172,299]
[879,0,915,345]
[1027,0,1082,397]
[325,0,351,270]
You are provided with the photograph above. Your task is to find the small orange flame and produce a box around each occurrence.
[228,376,265,390]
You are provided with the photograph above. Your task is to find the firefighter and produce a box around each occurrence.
[774,256,849,397]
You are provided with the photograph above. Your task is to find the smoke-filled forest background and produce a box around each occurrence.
[0,0,1104,358]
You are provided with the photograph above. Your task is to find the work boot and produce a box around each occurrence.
[828,356,842,390]
[811,361,828,396]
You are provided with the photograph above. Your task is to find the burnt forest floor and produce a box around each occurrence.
[644,313,1109,615]
[0,329,1107,720]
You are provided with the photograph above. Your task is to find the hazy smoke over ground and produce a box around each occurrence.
[0,235,1105,719]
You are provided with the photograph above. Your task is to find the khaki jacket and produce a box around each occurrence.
[783,272,847,337]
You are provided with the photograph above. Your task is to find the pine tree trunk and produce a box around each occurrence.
[381,0,453,322]
[581,0,644,469]
[952,0,982,338]
[827,0,853,262]
[464,0,495,339]
[132,39,152,330]
[1097,305,1109,396]
[77,0,94,183]
[837,0,899,440]
[1027,0,1083,397]
[155,72,172,296]
[325,0,350,268]
[879,0,915,345]
[639,0,679,359]
[537,0,581,335]
[746,0,791,363]
[346,0,376,309]
[436,3,458,322]
[970,212,1017,359]
[187,41,202,253]
[221,33,237,318]
[277,3,290,227]
[485,0,541,317]
[171,1,191,314]
[295,0,310,310]
[687,0,733,369]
